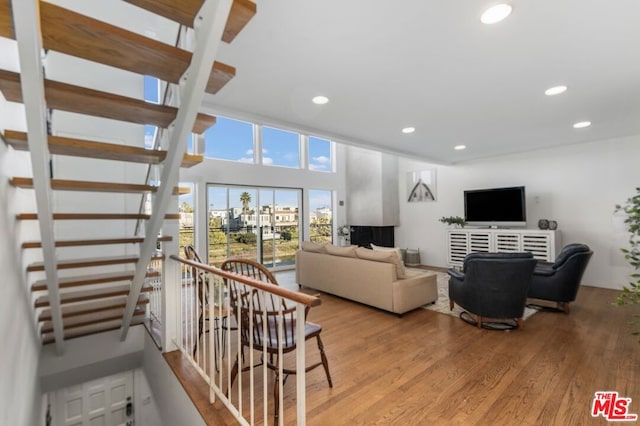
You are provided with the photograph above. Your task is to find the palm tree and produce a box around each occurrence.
[240,191,251,215]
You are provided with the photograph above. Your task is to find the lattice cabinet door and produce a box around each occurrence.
[522,232,555,261]
[468,231,492,253]
[494,232,522,253]
[447,231,469,267]
[446,229,559,267]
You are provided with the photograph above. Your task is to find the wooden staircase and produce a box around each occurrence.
[4,131,203,167]
[1,0,256,346]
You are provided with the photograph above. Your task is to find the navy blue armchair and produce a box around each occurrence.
[528,243,593,313]
[448,252,537,329]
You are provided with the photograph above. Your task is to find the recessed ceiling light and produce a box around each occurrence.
[573,121,591,129]
[481,4,513,24]
[454,145,467,151]
[402,127,415,134]
[545,85,568,96]
[312,96,329,105]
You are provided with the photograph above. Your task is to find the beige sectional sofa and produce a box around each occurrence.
[295,242,438,314]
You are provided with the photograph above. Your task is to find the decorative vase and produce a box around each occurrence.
[538,219,549,230]
[548,220,558,230]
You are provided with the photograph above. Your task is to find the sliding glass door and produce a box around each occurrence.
[259,189,300,268]
[207,185,300,268]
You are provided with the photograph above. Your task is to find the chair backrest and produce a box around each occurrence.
[221,258,279,284]
[553,243,592,270]
[184,244,203,263]
[221,258,299,352]
[549,245,593,301]
[463,252,533,272]
[184,245,208,306]
[462,252,537,318]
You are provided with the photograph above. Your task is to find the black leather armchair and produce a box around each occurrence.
[528,243,593,313]
[448,252,537,329]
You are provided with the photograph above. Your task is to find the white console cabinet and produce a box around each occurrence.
[447,229,560,267]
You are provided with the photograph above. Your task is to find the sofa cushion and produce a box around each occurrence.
[356,247,406,278]
[301,241,327,253]
[325,244,357,258]
[371,243,405,266]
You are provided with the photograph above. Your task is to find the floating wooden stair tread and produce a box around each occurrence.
[10,177,187,195]
[3,131,203,167]
[11,177,157,193]
[34,2,234,95]
[124,0,256,43]
[39,295,149,322]
[175,186,191,195]
[0,0,12,39]
[31,270,161,292]
[0,70,216,134]
[23,236,172,249]
[181,153,204,168]
[35,283,153,308]
[27,254,164,272]
[17,213,180,220]
[42,316,145,344]
[41,307,146,334]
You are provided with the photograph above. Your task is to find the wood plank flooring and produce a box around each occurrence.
[165,270,640,425]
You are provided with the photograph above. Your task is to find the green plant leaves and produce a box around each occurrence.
[615,187,640,342]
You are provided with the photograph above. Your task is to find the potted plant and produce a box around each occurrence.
[615,187,640,341]
[439,216,466,228]
[337,225,351,246]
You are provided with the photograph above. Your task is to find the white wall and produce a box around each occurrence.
[346,146,399,226]
[141,333,205,426]
[0,95,44,426]
[134,367,165,426]
[39,327,145,392]
[395,134,640,290]
[179,142,348,256]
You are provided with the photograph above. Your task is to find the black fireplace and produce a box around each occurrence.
[350,225,394,248]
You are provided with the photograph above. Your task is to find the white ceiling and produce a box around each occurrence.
[203,0,640,164]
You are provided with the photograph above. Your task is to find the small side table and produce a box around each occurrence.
[405,249,421,267]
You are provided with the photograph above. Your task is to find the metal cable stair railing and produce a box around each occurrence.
[134,24,186,238]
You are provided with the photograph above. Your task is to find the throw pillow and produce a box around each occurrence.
[355,247,407,278]
[301,241,327,253]
[325,244,358,258]
[370,244,405,266]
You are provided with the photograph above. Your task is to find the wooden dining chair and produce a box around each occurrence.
[184,245,230,363]
[221,258,332,423]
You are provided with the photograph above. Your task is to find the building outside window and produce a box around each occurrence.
[309,189,333,243]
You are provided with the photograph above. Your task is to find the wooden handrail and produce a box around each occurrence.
[169,255,321,308]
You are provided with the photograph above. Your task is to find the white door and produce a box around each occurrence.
[52,371,134,426]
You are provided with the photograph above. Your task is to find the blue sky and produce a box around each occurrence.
[147,76,333,214]
[144,76,331,170]
[203,117,331,171]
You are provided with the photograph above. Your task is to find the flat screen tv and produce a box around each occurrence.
[464,186,526,227]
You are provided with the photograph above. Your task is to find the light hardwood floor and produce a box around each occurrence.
[165,270,640,425]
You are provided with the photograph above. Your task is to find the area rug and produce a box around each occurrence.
[419,270,537,325]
